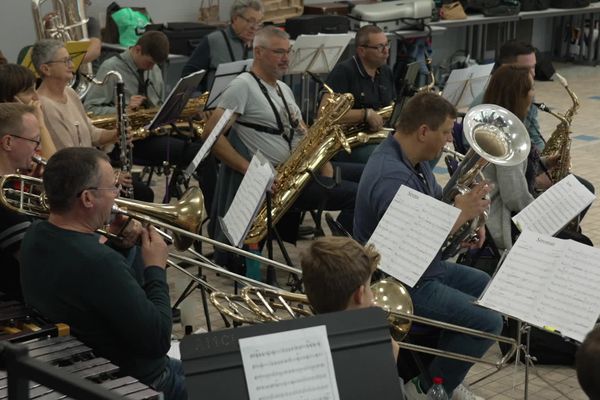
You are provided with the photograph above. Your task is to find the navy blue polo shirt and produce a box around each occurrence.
[353,134,446,280]
[325,56,395,110]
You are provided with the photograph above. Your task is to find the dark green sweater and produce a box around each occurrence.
[20,221,172,383]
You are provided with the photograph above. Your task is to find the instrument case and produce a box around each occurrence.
[348,0,434,31]
[145,22,218,56]
[285,15,350,39]
[303,0,378,15]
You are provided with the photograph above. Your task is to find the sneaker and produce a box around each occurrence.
[451,383,484,400]
[404,377,428,400]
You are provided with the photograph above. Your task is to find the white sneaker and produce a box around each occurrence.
[451,383,484,400]
[404,378,428,400]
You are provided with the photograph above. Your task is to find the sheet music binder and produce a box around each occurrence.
[180,307,403,400]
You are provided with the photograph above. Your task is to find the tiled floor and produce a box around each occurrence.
[161,62,600,399]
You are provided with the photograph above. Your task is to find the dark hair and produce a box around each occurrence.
[356,25,384,47]
[301,237,380,314]
[483,65,532,120]
[498,40,536,66]
[395,92,457,134]
[136,31,170,64]
[577,326,600,399]
[44,147,109,213]
[0,64,37,103]
[0,103,35,139]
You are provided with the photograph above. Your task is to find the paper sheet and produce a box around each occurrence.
[184,107,236,176]
[478,231,600,342]
[512,174,596,236]
[288,34,352,75]
[221,151,275,247]
[368,186,461,287]
[239,325,340,400]
[442,63,494,109]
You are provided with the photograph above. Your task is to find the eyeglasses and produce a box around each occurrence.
[77,172,121,197]
[238,14,264,28]
[46,57,74,66]
[261,47,293,57]
[9,134,41,148]
[361,42,391,52]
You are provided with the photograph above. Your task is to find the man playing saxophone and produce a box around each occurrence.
[84,31,217,208]
[203,25,362,252]
[354,92,502,400]
[20,147,187,400]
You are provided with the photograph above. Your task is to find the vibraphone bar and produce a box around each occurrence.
[1,300,161,399]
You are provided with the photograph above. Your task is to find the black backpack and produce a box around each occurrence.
[550,0,590,7]
[520,0,550,10]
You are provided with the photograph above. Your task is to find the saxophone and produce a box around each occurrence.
[244,88,355,244]
[91,93,209,140]
[539,73,580,183]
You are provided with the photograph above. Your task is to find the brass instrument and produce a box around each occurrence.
[539,73,580,183]
[244,86,355,244]
[91,93,209,141]
[441,104,530,259]
[341,104,393,147]
[32,0,93,98]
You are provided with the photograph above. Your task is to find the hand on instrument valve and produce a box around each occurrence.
[366,108,384,132]
[117,171,133,195]
[535,154,561,191]
[127,95,147,112]
[141,225,168,269]
[460,225,486,249]
[452,181,491,232]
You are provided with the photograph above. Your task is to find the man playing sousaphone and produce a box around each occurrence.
[20,147,187,400]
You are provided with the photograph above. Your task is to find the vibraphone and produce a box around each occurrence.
[0,300,161,400]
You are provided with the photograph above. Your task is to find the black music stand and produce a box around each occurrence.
[180,307,403,400]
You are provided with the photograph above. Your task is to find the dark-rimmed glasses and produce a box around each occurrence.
[9,134,41,148]
[238,14,264,28]
[361,42,391,52]
[46,57,74,66]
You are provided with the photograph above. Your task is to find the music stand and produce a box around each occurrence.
[387,61,421,129]
[287,34,352,121]
[180,307,403,400]
[441,63,494,110]
[146,70,206,131]
[205,59,254,110]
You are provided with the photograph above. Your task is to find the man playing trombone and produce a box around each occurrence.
[354,92,502,400]
[0,103,41,300]
[19,147,187,400]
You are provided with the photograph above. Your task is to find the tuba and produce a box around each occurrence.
[32,0,93,99]
[539,73,579,183]
[91,93,210,141]
[441,104,530,259]
[244,87,354,244]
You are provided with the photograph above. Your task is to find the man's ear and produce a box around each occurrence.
[0,134,12,151]
[351,284,366,307]
[80,190,95,209]
[415,124,429,142]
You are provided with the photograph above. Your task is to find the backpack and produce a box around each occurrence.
[520,0,550,10]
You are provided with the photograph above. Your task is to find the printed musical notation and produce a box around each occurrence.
[478,231,600,342]
[239,325,340,400]
[185,108,236,176]
[512,174,596,236]
[221,151,275,247]
[368,186,461,287]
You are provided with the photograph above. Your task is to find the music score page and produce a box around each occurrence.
[512,174,596,236]
[368,186,461,287]
[221,151,275,247]
[478,231,600,342]
[239,325,340,400]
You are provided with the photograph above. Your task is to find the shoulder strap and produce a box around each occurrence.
[219,29,236,62]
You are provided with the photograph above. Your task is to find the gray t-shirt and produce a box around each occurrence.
[218,72,303,166]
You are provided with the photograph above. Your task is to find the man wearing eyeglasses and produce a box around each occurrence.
[182,0,264,92]
[203,26,360,268]
[321,25,395,163]
[0,103,41,301]
[20,147,187,400]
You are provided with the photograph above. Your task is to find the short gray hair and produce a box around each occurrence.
[230,0,263,19]
[31,39,64,76]
[253,25,289,49]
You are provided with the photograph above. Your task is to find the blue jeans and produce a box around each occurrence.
[151,357,188,400]
[409,262,503,395]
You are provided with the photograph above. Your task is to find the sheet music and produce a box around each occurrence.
[479,231,600,342]
[206,59,254,109]
[221,151,275,247]
[288,34,352,75]
[184,108,236,176]
[442,63,494,109]
[512,174,596,236]
[368,186,461,287]
[239,325,340,400]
